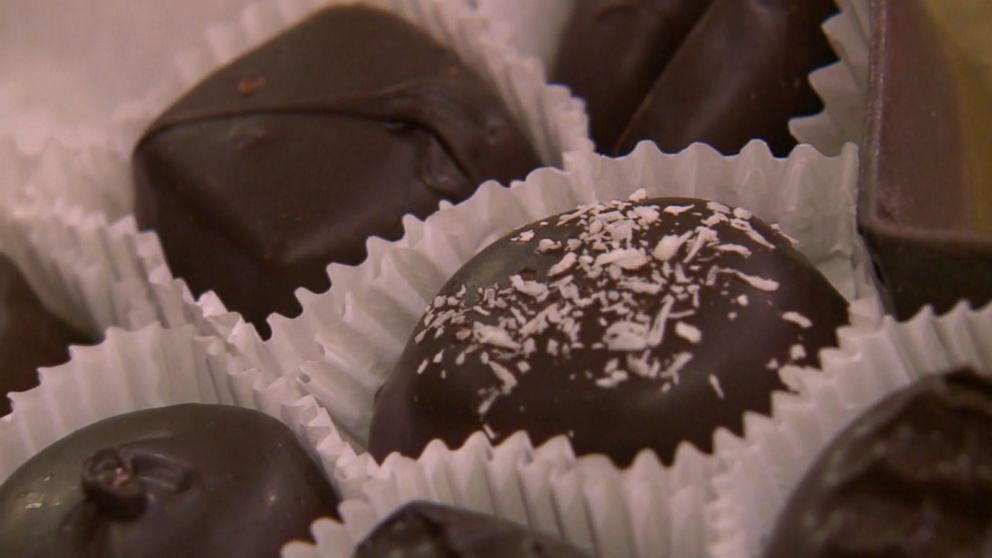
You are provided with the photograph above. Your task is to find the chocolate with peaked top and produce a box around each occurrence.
[133,5,541,336]
[0,403,340,558]
[0,254,91,416]
[551,0,713,150]
[369,196,849,466]
[859,0,992,318]
[764,368,992,557]
[553,0,836,156]
[355,501,589,558]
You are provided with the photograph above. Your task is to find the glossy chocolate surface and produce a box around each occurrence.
[133,6,540,335]
[0,404,339,557]
[764,369,992,557]
[551,0,712,151]
[370,196,849,466]
[859,0,992,318]
[553,0,835,156]
[0,254,89,416]
[355,501,588,558]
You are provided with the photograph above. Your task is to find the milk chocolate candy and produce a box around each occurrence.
[764,368,992,557]
[0,254,90,416]
[356,501,589,557]
[0,404,339,557]
[369,197,849,466]
[859,0,992,318]
[133,6,541,336]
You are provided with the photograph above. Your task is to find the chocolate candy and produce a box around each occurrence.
[369,196,849,466]
[133,6,540,336]
[764,369,992,557]
[551,0,712,150]
[859,0,992,319]
[356,501,588,557]
[0,403,339,557]
[553,0,836,156]
[0,254,90,416]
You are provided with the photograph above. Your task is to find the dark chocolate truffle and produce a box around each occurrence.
[355,501,589,558]
[764,368,992,558]
[0,403,339,557]
[553,0,837,156]
[133,5,541,336]
[369,195,849,466]
[0,253,90,416]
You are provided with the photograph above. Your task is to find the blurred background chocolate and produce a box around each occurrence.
[0,403,340,557]
[0,253,91,416]
[764,368,992,557]
[133,5,541,337]
[859,0,992,319]
[355,501,588,557]
[553,0,837,156]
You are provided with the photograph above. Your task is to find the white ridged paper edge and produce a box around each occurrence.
[705,301,992,558]
[0,322,334,490]
[789,0,871,155]
[279,140,882,557]
[0,137,229,339]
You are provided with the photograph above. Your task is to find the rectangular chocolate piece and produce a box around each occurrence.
[859,0,992,318]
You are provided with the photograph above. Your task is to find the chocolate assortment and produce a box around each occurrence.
[764,368,992,557]
[133,5,540,335]
[0,254,91,416]
[370,196,849,465]
[355,501,588,557]
[553,0,837,156]
[0,403,339,557]
[859,0,992,318]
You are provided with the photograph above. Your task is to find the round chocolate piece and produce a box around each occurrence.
[0,253,91,416]
[133,5,540,336]
[0,403,339,557]
[370,196,849,466]
[765,368,992,558]
[356,501,588,558]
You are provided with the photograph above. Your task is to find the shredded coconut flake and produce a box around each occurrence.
[782,311,812,329]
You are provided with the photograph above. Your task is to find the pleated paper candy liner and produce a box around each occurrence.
[281,438,718,557]
[0,321,339,507]
[469,0,868,157]
[705,301,992,558]
[790,0,871,155]
[0,137,223,339]
[273,140,883,557]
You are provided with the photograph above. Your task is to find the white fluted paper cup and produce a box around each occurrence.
[275,140,883,557]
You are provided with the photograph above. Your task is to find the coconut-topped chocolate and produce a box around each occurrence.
[369,194,849,465]
[356,501,589,557]
[0,253,91,416]
[0,404,339,557]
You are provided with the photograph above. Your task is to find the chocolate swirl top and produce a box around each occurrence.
[0,404,339,558]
